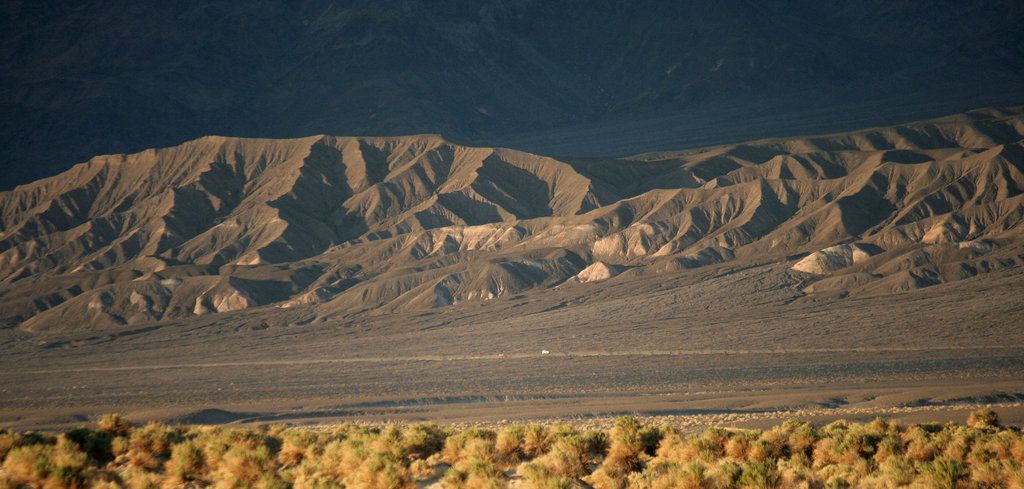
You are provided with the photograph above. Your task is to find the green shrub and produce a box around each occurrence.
[917,458,968,489]
[738,459,779,489]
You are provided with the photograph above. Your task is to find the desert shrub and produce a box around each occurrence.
[518,434,589,482]
[754,428,789,462]
[851,456,874,477]
[495,425,526,465]
[110,436,130,459]
[840,424,881,460]
[725,435,750,461]
[277,429,319,467]
[940,430,974,461]
[967,408,999,430]
[63,428,114,465]
[407,458,439,480]
[778,466,814,489]
[48,438,95,489]
[121,467,160,489]
[457,459,506,489]
[217,444,275,485]
[522,425,553,458]
[3,443,54,483]
[441,428,496,466]
[582,429,609,458]
[672,460,708,489]
[820,420,851,440]
[738,459,780,489]
[369,426,408,461]
[902,426,937,463]
[165,439,205,484]
[727,431,766,462]
[317,435,371,480]
[816,463,858,489]
[1006,461,1024,489]
[787,451,811,470]
[603,418,645,475]
[711,460,743,488]
[638,426,663,457]
[442,466,467,487]
[653,429,692,463]
[879,454,915,486]
[915,458,967,489]
[587,423,646,489]
[548,422,577,440]
[810,437,839,468]
[97,414,132,437]
[701,427,731,458]
[1012,436,1024,462]
[1,430,57,464]
[977,431,1015,460]
[8,411,1024,489]
[971,459,1005,487]
[749,439,780,462]
[2,438,93,489]
[627,459,671,489]
[0,431,15,462]
[872,435,901,465]
[223,427,280,453]
[520,456,577,486]
[400,423,446,459]
[125,422,180,470]
[292,469,344,489]
[344,450,414,489]
[583,463,624,489]
[786,422,817,458]
[821,478,850,489]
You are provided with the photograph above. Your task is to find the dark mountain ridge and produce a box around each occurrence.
[3,0,1024,189]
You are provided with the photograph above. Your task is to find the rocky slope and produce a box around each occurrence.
[2,107,1024,332]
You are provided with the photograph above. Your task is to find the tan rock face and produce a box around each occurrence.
[792,244,877,275]
[574,262,621,283]
[3,108,1024,331]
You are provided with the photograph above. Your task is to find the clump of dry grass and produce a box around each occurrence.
[1,408,1022,489]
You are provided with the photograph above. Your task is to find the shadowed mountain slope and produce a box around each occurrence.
[3,0,1024,189]
[2,107,1024,332]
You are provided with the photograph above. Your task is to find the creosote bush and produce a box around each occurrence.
[0,409,1021,489]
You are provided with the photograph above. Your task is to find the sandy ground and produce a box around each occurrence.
[2,349,1022,432]
[2,263,1023,433]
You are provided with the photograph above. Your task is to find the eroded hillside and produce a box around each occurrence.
[2,107,1023,332]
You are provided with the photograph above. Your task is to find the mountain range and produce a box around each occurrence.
[2,107,1023,334]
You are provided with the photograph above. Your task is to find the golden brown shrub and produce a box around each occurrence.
[97,415,132,437]
[724,436,750,461]
[967,408,999,429]
[786,426,818,459]
[164,440,205,484]
[494,425,525,464]
[344,451,415,489]
[654,430,701,464]
[522,425,552,458]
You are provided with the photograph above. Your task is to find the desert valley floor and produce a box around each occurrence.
[2,259,1023,431]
